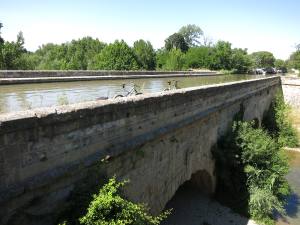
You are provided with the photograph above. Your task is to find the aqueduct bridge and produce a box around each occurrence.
[0,76,281,225]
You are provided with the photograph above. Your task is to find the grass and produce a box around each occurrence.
[289,108,300,144]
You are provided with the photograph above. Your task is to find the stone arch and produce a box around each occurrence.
[186,169,214,196]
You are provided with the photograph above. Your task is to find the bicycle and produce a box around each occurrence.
[114,83,143,98]
[164,80,180,91]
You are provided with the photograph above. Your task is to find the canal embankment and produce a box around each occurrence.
[0,70,218,85]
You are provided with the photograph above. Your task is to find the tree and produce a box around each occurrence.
[231,48,252,73]
[156,48,169,70]
[65,37,106,70]
[288,45,300,70]
[1,30,28,69]
[184,46,213,69]
[250,51,275,68]
[275,59,287,72]
[210,41,233,70]
[163,48,186,71]
[165,33,189,53]
[0,22,4,69]
[0,22,4,45]
[133,39,156,70]
[88,40,138,70]
[178,24,203,47]
[34,37,106,70]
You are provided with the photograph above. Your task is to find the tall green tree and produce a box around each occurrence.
[0,22,4,45]
[184,46,213,69]
[163,48,185,71]
[178,24,203,47]
[88,40,138,70]
[0,22,4,69]
[231,48,252,73]
[156,48,169,70]
[275,59,287,72]
[165,33,189,53]
[1,31,28,69]
[288,49,300,70]
[133,39,156,70]
[250,51,275,68]
[34,37,106,70]
[210,41,233,70]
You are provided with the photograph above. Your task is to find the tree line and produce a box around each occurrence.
[0,23,299,73]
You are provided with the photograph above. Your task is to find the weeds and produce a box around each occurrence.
[79,177,171,225]
[263,93,298,147]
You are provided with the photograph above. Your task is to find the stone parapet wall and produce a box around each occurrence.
[0,70,218,85]
[0,70,216,78]
[0,76,281,225]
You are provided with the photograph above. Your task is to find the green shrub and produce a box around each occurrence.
[163,49,186,71]
[213,121,290,225]
[79,177,170,225]
[263,94,298,147]
[88,40,139,70]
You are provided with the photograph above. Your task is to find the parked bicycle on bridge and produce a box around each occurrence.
[114,83,143,98]
[164,80,180,91]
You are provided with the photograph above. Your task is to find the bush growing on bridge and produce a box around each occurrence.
[213,120,290,225]
[263,94,298,147]
[79,177,170,225]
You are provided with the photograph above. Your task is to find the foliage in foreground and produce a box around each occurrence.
[79,178,170,225]
[213,119,290,225]
[263,94,298,148]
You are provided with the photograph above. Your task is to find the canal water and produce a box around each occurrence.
[277,150,300,225]
[0,75,261,114]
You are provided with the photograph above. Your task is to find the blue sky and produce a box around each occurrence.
[1,0,299,59]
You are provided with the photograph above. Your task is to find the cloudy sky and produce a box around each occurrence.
[1,0,299,59]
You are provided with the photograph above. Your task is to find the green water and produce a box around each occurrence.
[277,150,300,225]
[0,75,262,114]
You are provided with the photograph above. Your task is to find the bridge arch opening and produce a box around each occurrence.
[161,170,214,224]
[186,169,214,196]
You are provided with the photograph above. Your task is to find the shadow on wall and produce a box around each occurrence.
[161,170,252,225]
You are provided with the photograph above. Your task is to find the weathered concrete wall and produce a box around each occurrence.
[0,70,216,78]
[0,76,281,225]
[282,77,300,108]
[0,71,218,85]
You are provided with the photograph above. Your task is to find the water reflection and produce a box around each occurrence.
[0,75,262,114]
[277,150,300,225]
